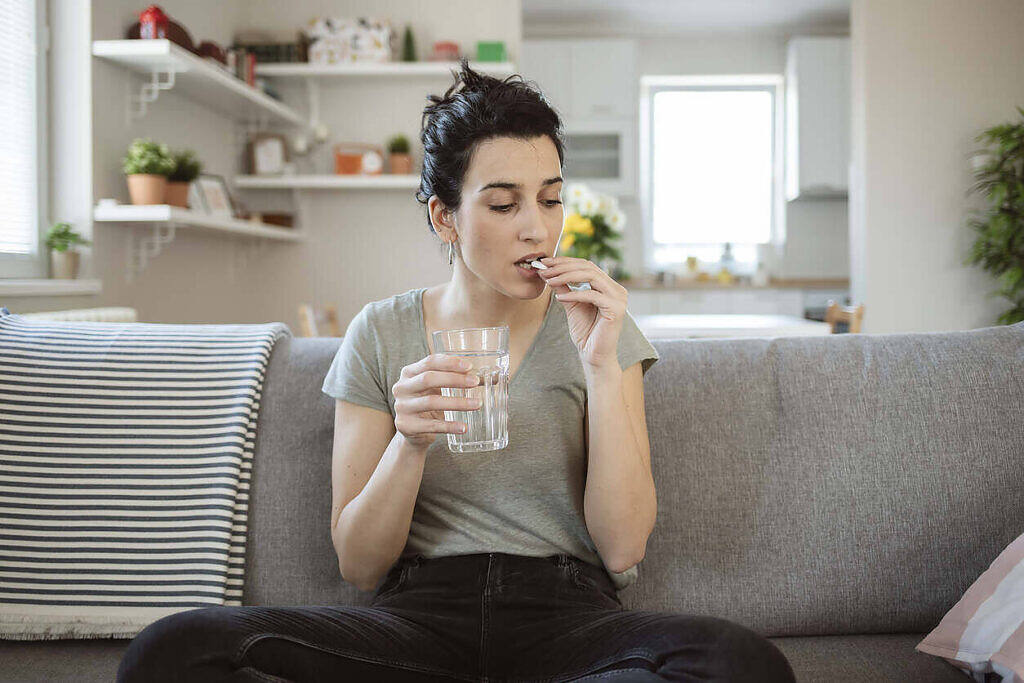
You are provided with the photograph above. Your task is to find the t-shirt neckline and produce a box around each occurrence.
[415,287,556,387]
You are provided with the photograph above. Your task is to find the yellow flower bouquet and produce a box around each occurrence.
[557,183,629,280]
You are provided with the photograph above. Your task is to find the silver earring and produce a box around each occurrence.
[448,239,455,265]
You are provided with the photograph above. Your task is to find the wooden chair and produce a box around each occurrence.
[824,300,865,334]
[296,304,341,338]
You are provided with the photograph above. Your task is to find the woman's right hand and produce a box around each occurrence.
[392,353,482,450]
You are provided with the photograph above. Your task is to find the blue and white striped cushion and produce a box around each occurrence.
[0,307,291,639]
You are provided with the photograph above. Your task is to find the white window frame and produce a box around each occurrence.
[639,74,786,271]
[0,0,49,279]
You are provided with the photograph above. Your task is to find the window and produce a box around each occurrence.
[640,75,784,269]
[0,0,48,278]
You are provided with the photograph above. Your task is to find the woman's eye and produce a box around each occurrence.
[489,200,561,213]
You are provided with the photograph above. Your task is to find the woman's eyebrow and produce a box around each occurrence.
[477,177,564,193]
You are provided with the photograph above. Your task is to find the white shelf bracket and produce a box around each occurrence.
[126,222,176,283]
[128,68,177,122]
[304,77,321,129]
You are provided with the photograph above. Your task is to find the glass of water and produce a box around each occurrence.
[431,326,510,453]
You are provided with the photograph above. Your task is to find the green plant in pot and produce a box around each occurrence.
[122,138,175,205]
[44,222,91,280]
[386,134,413,175]
[166,149,202,208]
[965,105,1024,325]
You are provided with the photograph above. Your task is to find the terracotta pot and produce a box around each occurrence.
[49,250,80,279]
[126,174,168,205]
[165,181,191,208]
[389,153,413,175]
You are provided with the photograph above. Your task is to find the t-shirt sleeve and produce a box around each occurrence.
[321,304,392,414]
[617,310,659,375]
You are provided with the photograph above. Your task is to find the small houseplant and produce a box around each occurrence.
[559,182,629,280]
[964,106,1024,325]
[166,149,202,208]
[122,138,175,205]
[44,222,91,280]
[386,134,413,174]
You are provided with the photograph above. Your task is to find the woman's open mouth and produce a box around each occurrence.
[514,260,540,278]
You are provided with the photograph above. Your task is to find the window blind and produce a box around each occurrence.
[0,0,40,256]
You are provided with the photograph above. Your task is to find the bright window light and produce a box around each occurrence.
[647,84,777,265]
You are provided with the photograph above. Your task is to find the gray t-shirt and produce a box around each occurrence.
[321,286,660,590]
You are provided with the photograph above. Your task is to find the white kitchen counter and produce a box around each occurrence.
[634,313,833,339]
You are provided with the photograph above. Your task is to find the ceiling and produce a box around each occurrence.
[522,0,850,35]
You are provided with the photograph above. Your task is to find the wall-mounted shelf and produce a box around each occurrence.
[252,60,515,131]
[94,204,304,240]
[92,39,306,126]
[255,61,516,78]
[234,174,419,190]
[0,279,103,298]
[93,204,304,282]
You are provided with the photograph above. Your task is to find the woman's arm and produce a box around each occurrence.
[330,400,427,591]
[581,361,657,574]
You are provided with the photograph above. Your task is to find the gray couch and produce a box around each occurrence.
[3,320,1022,682]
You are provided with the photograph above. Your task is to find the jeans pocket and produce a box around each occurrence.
[374,563,409,599]
[566,559,623,607]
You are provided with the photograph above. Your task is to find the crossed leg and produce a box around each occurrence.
[116,604,479,682]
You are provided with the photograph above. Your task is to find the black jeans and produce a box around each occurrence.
[117,552,795,682]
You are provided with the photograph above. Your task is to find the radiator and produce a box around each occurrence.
[18,307,138,322]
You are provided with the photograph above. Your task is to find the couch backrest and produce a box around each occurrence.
[245,322,1024,637]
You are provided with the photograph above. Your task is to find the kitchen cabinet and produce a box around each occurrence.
[520,39,636,122]
[520,39,637,196]
[785,36,850,200]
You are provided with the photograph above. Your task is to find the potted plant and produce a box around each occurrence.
[44,222,91,280]
[122,138,175,205]
[166,149,202,208]
[386,134,413,174]
[965,106,1024,325]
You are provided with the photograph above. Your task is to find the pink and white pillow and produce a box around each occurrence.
[916,532,1024,682]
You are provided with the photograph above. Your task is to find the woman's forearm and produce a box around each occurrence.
[582,363,657,573]
[333,433,427,591]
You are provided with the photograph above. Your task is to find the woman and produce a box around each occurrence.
[117,60,795,682]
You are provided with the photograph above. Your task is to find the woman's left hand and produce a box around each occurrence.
[538,256,627,371]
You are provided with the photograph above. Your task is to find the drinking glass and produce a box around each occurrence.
[431,326,510,453]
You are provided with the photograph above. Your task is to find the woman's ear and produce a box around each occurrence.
[428,196,456,239]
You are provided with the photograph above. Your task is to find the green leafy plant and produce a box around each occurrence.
[122,138,175,176]
[387,134,410,154]
[44,222,91,253]
[168,149,202,182]
[965,106,1024,325]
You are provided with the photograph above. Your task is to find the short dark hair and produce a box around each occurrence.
[415,57,566,235]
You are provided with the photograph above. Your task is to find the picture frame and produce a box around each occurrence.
[195,174,236,218]
[187,181,206,212]
[247,133,289,175]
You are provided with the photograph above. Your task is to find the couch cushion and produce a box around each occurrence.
[0,637,130,682]
[770,633,973,682]
[625,321,1024,635]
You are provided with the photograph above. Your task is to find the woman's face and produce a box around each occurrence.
[448,135,564,296]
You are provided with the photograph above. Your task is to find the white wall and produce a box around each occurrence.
[4,0,520,327]
[850,0,1024,332]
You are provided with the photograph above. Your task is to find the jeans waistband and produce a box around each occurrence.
[395,552,615,591]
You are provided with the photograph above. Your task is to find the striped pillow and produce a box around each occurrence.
[916,531,1024,682]
[0,307,291,639]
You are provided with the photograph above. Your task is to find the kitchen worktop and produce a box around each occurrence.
[619,276,849,291]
